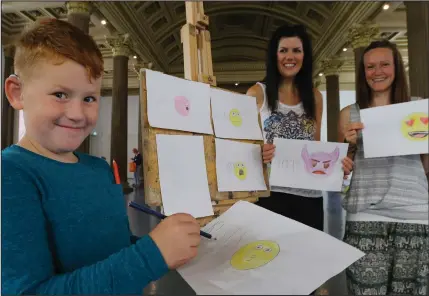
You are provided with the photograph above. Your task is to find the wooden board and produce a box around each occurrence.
[139,69,270,225]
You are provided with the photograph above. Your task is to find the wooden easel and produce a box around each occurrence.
[178,2,269,226]
[180,2,216,87]
[139,1,269,227]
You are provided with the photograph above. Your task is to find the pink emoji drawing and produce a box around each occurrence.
[174,96,190,116]
[301,145,339,176]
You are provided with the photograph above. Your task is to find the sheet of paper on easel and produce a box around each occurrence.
[360,98,429,158]
[270,138,349,192]
[211,88,263,140]
[215,138,267,192]
[156,134,214,218]
[178,201,364,295]
[146,69,213,135]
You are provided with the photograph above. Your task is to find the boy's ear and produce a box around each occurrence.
[4,75,24,110]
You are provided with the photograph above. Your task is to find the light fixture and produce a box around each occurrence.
[383,4,390,10]
[235,82,239,86]
[343,48,347,52]
[133,55,137,59]
[101,20,107,25]
[318,73,323,77]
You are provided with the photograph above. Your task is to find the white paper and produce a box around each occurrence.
[270,138,349,192]
[215,138,267,192]
[360,99,429,158]
[146,69,213,134]
[210,88,263,140]
[178,201,365,295]
[156,135,214,218]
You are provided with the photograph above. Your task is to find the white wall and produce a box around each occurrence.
[319,91,356,142]
[90,95,139,180]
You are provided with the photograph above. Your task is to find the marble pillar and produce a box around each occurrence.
[405,2,429,98]
[66,1,92,34]
[66,1,92,153]
[106,34,133,193]
[321,58,343,142]
[348,23,379,90]
[1,46,15,150]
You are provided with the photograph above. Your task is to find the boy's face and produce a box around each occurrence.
[13,59,101,153]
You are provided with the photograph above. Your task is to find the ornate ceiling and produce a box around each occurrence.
[2,1,408,93]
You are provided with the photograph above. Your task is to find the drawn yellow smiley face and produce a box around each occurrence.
[230,240,280,270]
[229,108,242,127]
[233,162,247,180]
[400,112,429,141]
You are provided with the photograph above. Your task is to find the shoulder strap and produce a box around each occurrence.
[349,103,361,122]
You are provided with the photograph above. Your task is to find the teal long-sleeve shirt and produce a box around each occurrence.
[1,145,169,295]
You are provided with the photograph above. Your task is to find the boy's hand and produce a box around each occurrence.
[262,144,276,163]
[149,213,201,269]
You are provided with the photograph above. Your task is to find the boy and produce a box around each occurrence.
[2,19,201,294]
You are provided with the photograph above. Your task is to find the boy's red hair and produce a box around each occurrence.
[14,18,104,80]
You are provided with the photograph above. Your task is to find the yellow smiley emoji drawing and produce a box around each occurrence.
[229,108,243,127]
[230,240,280,270]
[233,162,247,180]
[401,112,429,141]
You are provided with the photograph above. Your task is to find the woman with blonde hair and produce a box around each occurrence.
[339,40,428,295]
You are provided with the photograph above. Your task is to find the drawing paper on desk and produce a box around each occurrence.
[270,138,349,192]
[215,138,267,192]
[360,98,429,158]
[211,88,263,140]
[178,201,365,295]
[146,69,213,134]
[156,134,213,218]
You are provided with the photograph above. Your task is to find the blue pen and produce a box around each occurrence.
[128,201,216,240]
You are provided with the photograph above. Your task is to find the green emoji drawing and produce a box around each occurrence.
[234,162,247,180]
[229,108,243,127]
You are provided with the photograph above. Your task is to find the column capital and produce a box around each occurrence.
[348,22,380,50]
[66,1,92,15]
[132,58,153,77]
[105,34,133,57]
[320,58,344,77]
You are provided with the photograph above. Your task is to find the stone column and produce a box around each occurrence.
[321,58,343,142]
[405,2,429,98]
[66,1,92,34]
[348,23,379,90]
[66,1,92,154]
[106,34,133,193]
[1,45,15,150]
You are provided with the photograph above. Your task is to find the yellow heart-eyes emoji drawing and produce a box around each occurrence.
[400,112,428,141]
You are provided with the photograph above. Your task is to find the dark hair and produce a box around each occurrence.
[356,40,409,109]
[263,24,315,119]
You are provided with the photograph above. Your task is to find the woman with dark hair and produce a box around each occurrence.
[339,40,428,295]
[247,24,352,232]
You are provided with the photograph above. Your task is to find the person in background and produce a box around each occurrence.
[246,24,353,232]
[339,40,428,295]
[2,19,201,295]
[131,148,142,187]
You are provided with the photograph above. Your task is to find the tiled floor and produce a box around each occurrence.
[125,185,348,295]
